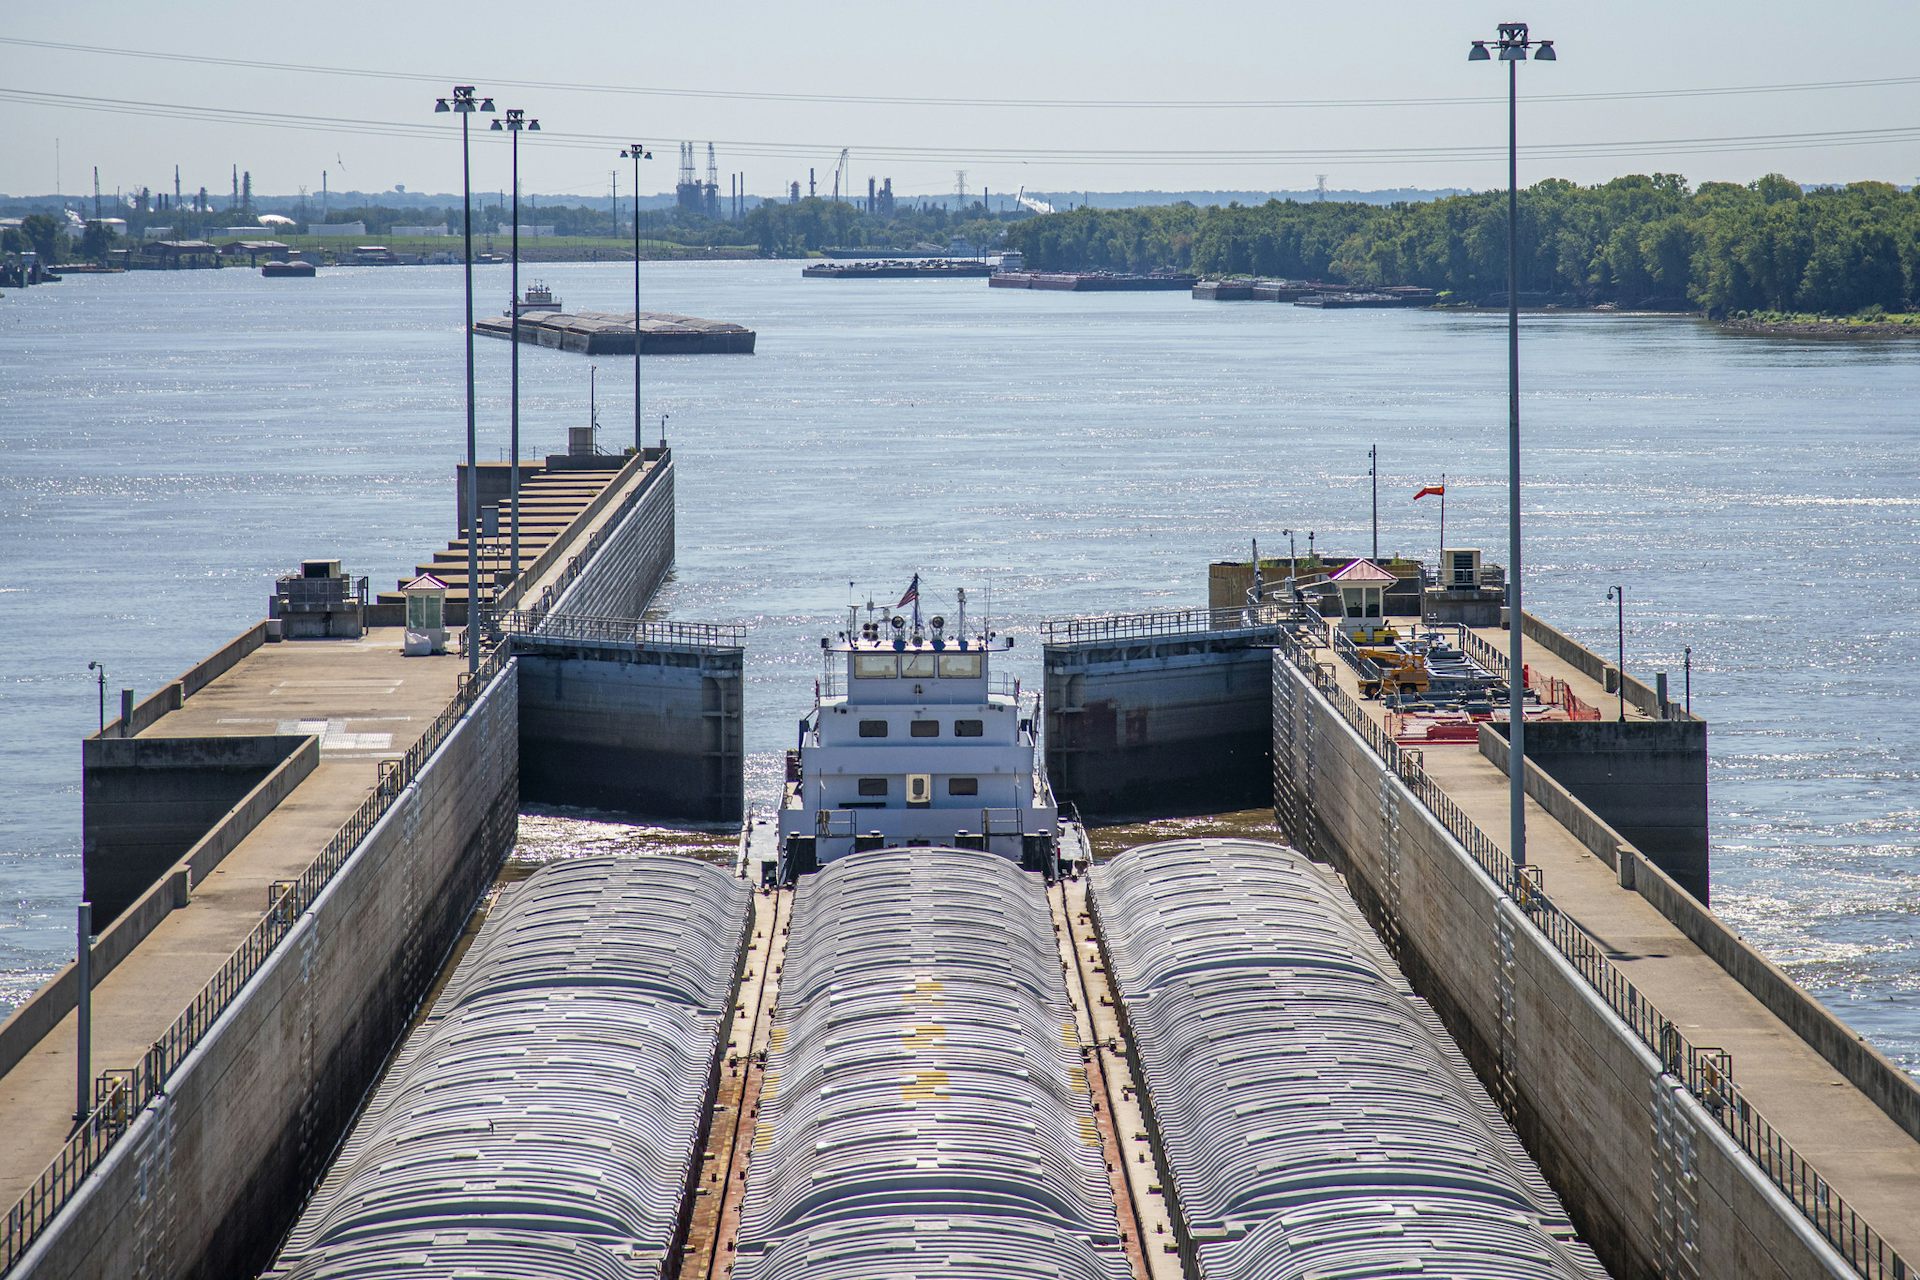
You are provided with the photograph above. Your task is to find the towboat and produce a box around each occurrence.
[507,281,562,316]
[741,579,1081,883]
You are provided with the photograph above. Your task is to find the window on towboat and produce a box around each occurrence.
[854,654,898,679]
[937,653,982,678]
[954,719,984,737]
[948,777,979,796]
[858,777,888,796]
[902,652,938,678]
[910,721,939,738]
[858,720,888,738]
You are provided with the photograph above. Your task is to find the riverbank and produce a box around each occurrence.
[1718,312,1920,339]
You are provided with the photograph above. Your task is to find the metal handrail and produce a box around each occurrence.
[501,610,743,651]
[1041,606,1283,645]
[1270,629,1908,1280]
[0,642,512,1274]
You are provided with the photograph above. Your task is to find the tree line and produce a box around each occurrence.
[1004,175,1920,317]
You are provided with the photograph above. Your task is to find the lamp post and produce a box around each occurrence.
[1281,528,1297,579]
[491,107,538,589]
[1368,444,1379,562]
[1683,645,1693,715]
[1469,21,1553,872]
[435,84,495,675]
[620,143,653,452]
[1607,585,1626,721]
[86,661,105,732]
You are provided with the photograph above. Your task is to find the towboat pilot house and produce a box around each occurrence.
[774,592,1059,881]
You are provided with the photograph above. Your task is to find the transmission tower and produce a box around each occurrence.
[1316,174,1327,202]
[955,170,967,209]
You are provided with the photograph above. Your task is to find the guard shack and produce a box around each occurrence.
[402,573,448,656]
[1327,559,1398,643]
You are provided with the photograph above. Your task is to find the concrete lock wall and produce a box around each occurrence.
[23,664,520,1280]
[1494,719,1710,902]
[1045,633,1274,817]
[1271,656,1854,1280]
[82,735,310,922]
[547,457,675,620]
[518,647,743,822]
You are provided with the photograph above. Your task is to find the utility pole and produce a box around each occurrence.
[92,167,101,222]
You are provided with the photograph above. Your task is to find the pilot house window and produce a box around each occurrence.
[857,777,888,797]
[858,720,888,738]
[910,720,940,738]
[937,653,982,678]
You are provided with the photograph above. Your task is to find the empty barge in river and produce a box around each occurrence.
[800,259,993,279]
[472,309,756,355]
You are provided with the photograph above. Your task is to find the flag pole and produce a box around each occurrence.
[1438,472,1447,584]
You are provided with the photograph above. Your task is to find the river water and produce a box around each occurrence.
[1,260,1915,1072]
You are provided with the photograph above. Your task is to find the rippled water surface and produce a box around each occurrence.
[2,261,1914,1071]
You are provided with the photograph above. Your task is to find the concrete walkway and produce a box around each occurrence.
[1328,634,1920,1262]
[0,633,461,1206]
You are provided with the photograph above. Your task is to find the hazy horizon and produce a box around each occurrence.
[6,1,1920,204]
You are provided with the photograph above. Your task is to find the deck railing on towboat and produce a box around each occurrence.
[0,643,514,1275]
[1269,625,1909,1280]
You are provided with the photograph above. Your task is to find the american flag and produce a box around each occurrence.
[896,574,920,609]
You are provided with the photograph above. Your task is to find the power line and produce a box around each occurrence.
[7,34,1920,113]
[5,86,1917,170]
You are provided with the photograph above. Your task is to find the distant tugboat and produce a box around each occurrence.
[506,281,562,316]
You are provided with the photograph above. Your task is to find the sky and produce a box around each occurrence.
[5,0,1920,203]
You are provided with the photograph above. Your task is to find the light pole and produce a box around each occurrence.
[1368,443,1379,562]
[435,84,495,674]
[86,661,104,732]
[1683,645,1693,715]
[1281,528,1297,578]
[620,143,653,452]
[491,107,538,589]
[1606,585,1626,721]
[1469,21,1553,873]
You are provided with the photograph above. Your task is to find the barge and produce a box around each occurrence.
[471,308,756,355]
[800,258,993,279]
[990,269,1199,291]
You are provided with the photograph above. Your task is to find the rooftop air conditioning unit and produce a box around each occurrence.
[1443,548,1482,590]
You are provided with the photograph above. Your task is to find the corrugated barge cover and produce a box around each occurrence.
[266,856,751,1280]
[733,847,1130,1280]
[1094,839,1608,1280]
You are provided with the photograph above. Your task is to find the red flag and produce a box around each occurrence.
[1413,484,1445,501]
